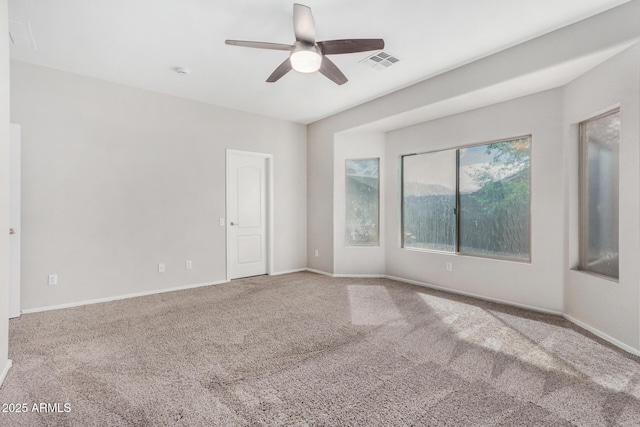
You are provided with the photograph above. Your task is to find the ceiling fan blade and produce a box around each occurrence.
[293,4,315,44]
[266,58,293,83]
[225,40,293,51]
[317,39,385,55]
[319,56,347,85]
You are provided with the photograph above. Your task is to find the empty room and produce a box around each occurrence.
[2,0,640,425]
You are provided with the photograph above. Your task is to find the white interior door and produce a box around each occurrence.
[9,124,21,319]
[227,150,269,279]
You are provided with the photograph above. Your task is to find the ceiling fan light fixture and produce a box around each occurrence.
[290,49,321,73]
[225,4,384,84]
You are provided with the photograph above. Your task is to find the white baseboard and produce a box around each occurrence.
[333,273,386,278]
[385,275,563,317]
[306,268,335,277]
[386,274,640,355]
[271,268,307,276]
[0,359,12,387]
[306,271,561,315]
[21,279,230,314]
[563,314,640,356]
[16,268,640,357]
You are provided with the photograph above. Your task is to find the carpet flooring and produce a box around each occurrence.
[1,272,640,426]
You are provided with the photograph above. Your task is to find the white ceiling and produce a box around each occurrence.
[8,0,630,124]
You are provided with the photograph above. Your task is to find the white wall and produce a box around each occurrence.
[0,0,11,385]
[307,123,334,273]
[306,0,640,352]
[564,45,640,349]
[333,133,385,276]
[306,0,640,275]
[385,90,565,312]
[11,61,307,311]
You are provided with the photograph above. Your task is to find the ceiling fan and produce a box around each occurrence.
[225,3,384,85]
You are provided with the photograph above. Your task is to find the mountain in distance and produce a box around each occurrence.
[403,182,454,197]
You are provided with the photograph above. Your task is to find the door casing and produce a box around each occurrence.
[9,124,20,318]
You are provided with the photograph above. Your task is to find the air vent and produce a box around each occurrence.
[9,19,37,50]
[360,51,400,70]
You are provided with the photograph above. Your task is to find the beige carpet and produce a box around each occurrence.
[1,272,640,426]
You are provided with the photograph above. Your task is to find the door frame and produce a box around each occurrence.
[9,124,20,318]
[225,149,274,281]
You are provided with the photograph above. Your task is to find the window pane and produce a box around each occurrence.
[458,138,531,259]
[345,159,379,246]
[402,151,456,251]
[581,111,619,278]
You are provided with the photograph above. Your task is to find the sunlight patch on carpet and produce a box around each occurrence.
[348,285,406,326]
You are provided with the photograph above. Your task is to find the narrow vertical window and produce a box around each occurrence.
[345,158,379,246]
[402,151,457,252]
[579,109,620,279]
[458,137,531,259]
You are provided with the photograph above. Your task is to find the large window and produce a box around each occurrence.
[345,158,379,246]
[579,109,620,279]
[402,136,531,261]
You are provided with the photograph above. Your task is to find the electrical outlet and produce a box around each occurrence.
[446,262,453,272]
[158,263,166,273]
[48,274,58,285]
[185,260,193,270]
[314,249,319,257]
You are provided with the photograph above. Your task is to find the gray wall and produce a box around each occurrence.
[0,0,10,383]
[333,133,386,276]
[11,61,307,311]
[385,89,565,312]
[564,45,640,349]
[306,2,640,351]
[307,122,334,273]
[306,0,640,275]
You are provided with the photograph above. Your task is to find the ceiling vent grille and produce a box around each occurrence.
[360,51,399,70]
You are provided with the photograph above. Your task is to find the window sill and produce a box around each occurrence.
[570,268,619,284]
[401,246,531,264]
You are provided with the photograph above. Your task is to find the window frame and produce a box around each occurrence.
[401,135,532,263]
[345,157,380,247]
[400,149,457,254]
[578,108,620,281]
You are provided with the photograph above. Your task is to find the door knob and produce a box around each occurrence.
[230,222,238,226]
[9,228,16,235]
